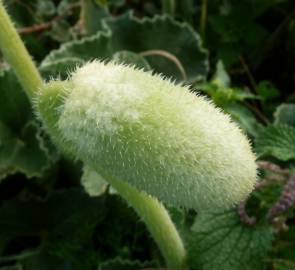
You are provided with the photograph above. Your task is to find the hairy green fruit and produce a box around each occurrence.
[37,61,257,210]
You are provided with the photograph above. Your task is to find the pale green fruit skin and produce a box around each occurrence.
[35,80,73,154]
[55,61,256,210]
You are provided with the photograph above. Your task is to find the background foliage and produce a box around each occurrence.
[1,0,295,269]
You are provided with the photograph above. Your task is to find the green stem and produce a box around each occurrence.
[0,1,43,100]
[161,0,176,17]
[199,0,208,41]
[100,169,187,270]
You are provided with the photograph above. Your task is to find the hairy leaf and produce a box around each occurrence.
[41,12,208,81]
[0,187,103,268]
[0,188,101,237]
[257,81,280,101]
[274,104,295,127]
[0,120,57,180]
[21,249,87,270]
[225,103,261,137]
[0,69,57,179]
[83,0,110,34]
[112,50,151,70]
[255,124,295,161]
[188,210,273,270]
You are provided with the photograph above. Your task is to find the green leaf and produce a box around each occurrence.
[225,103,260,137]
[112,51,151,70]
[207,1,269,67]
[188,210,273,270]
[257,80,280,101]
[200,60,258,108]
[0,121,57,180]
[4,1,35,28]
[98,257,153,270]
[36,0,56,17]
[94,0,108,7]
[41,12,208,81]
[274,104,295,127]
[48,19,73,43]
[200,84,258,106]
[255,124,295,161]
[21,249,82,270]
[0,70,31,131]
[0,189,155,268]
[0,188,101,238]
[231,88,259,102]
[271,226,295,270]
[40,57,84,79]
[0,188,103,255]
[0,69,57,180]
[57,0,80,15]
[83,0,110,34]
[212,60,230,88]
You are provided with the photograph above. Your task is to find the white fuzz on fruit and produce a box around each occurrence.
[47,61,257,210]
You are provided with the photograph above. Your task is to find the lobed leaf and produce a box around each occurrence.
[41,12,208,81]
[188,210,273,270]
[0,119,57,181]
[0,187,103,270]
[274,104,295,127]
[255,124,295,161]
[0,70,58,180]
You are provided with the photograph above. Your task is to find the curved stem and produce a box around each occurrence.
[100,169,187,270]
[199,0,208,41]
[139,50,187,81]
[0,1,43,100]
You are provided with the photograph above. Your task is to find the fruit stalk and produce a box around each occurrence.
[100,169,187,270]
[0,1,43,99]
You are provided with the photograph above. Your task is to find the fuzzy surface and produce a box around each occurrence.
[57,61,257,210]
